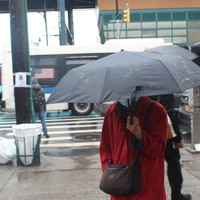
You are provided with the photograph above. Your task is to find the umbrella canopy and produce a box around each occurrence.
[145,44,198,60]
[47,50,200,104]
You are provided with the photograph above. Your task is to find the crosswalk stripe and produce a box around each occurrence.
[11,128,102,136]
[40,141,100,148]
[6,129,102,136]
[42,136,73,141]
[0,119,103,128]
[46,120,103,125]
[45,117,104,122]
[6,136,73,142]
[0,113,103,149]
[0,124,103,132]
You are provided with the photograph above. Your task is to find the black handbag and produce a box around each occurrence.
[99,100,153,196]
[99,151,142,196]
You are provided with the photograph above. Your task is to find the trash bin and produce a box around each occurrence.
[13,123,42,166]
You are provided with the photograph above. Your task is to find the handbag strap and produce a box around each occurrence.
[135,100,154,162]
[130,100,154,148]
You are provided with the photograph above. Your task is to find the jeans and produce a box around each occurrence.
[165,140,183,196]
[35,110,48,135]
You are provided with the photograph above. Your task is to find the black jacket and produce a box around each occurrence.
[150,94,182,143]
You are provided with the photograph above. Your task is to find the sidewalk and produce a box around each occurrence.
[0,147,200,200]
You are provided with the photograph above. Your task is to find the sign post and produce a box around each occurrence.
[9,0,33,124]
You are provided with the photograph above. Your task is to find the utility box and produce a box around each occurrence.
[189,87,200,151]
[13,124,41,166]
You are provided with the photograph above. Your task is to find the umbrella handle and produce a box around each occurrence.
[128,99,134,125]
[128,95,139,125]
[130,116,134,125]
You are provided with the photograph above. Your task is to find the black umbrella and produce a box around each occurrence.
[145,44,198,60]
[47,50,200,104]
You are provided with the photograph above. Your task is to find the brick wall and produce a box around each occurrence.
[98,0,200,11]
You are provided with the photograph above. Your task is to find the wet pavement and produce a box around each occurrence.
[0,146,200,200]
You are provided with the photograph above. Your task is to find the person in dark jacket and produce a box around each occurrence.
[31,77,50,138]
[151,94,191,200]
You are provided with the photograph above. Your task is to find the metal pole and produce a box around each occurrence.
[44,11,49,45]
[67,2,74,45]
[116,0,119,20]
[9,0,33,124]
[43,0,48,45]
[116,0,119,39]
[58,0,67,45]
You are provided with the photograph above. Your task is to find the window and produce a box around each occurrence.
[157,21,171,28]
[65,56,97,72]
[188,21,200,27]
[158,30,172,37]
[142,30,156,37]
[30,57,57,66]
[173,29,186,36]
[119,31,126,38]
[173,37,187,44]
[34,68,54,79]
[127,22,141,29]
[30,56,58,86]
[65,56,97,65]
[172,21,186,28]
[188,29,200,43]
[131,14,140,22]
[158,13,171,21]
[104,23,115,31]
[100,9,200,45]
[173,13,186,21]
[142,22,156,29]
[128,30,141,37]
[102,14,113,23]
[188,12,200,20]
[142,13,156,22]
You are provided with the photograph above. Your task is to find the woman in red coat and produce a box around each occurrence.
[100,96,168,200]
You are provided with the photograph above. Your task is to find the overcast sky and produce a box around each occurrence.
[0,9,100,63]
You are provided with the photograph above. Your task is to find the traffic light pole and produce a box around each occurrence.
[9,0,33,124]
[115,2,130,39]
[115,0,120,39]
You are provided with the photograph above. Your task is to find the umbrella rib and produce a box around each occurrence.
[99,67,109,103]
[156,58,182,92]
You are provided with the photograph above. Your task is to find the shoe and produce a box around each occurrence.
[172,193,192,200]
[44,134,50,138]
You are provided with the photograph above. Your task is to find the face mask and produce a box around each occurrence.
[118,99,129,108]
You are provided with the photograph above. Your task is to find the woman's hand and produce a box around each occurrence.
[126,116,143,140]
[174,140,184,149]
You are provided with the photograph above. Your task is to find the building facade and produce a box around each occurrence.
[98,0,200,45]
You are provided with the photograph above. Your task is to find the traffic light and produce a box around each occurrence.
[123,9,130,23]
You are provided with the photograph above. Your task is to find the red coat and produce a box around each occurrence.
[100,97,168,200]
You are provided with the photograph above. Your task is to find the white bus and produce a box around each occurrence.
[1,38,169,115]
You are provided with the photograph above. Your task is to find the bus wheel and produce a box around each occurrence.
[70,103,94,116]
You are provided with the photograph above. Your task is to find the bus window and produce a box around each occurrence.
[65,56,97,72]
[34,68,54,79]
[30,57,57,66]
[30,57,58,86]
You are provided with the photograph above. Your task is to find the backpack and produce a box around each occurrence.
[32,89,43,112]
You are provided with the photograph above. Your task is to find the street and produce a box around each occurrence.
[0,110,103,156]
[0,111,200,200]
